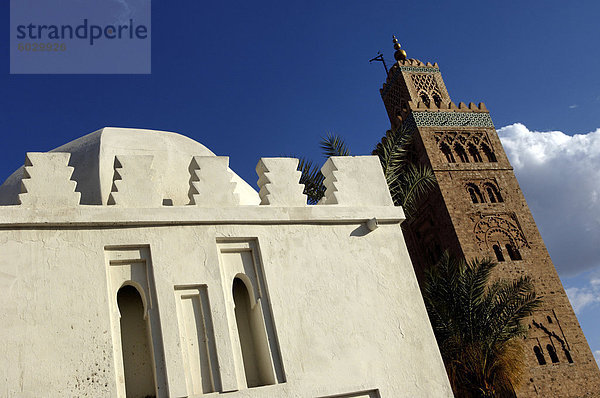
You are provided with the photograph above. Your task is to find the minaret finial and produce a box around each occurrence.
[392,35,407,61]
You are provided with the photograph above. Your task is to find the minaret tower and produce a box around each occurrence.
[380,36,600,397]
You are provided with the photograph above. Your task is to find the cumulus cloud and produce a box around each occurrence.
[595,351,600,367]
[565,270,600,313]
[498,123,600,275]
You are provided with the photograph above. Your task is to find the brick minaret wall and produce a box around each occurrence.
[381,58,600,397]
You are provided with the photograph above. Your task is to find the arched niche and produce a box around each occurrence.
[233,276,276,388]
[117,284,157,398]
[533,346,546,365]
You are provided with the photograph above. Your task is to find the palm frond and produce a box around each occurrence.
[392,164,437,216]
[320,133,351,157]
[423,251,541,397]
[372,125,412,186]
[296,157,326,204]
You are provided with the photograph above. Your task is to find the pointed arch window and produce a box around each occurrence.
[505,244,522,261]
[534,346,546,365]
[487,187,497,203]
[466,184,484,204]
[482,143,497,162]
[419,91,431,107]
[454,143,469,163]
[492,244,505,262]
[468,143,483,163]
[547,344,560,363]
[432,92,442,107]
[563,348,574,363]
[440,143,455,163]
[484,183,503,203]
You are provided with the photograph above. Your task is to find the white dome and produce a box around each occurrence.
[0,127,260,205]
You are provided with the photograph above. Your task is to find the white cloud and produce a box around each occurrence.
[595,351,600,368]
[569,104,578,109]
[565,270,600,313]
[566,286,600,313]
[498,123,600,275]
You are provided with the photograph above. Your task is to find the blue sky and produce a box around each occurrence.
[2,0,599,365]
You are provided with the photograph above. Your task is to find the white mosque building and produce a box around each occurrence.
[0,128,452,398]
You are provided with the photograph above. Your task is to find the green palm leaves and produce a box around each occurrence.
[423,252,541,397]
[298,124,436,214]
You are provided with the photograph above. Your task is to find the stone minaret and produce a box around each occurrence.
[380,36,600,397]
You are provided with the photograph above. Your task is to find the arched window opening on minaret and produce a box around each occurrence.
[484,183,503,203]
[440,143,455,163]
[534,346,547,365]
[233,277,276,388]
[481,143,497,162]
[468,143,483,163]
[505,244,522,261]
[419,91,431,107]
[432,91,442,107]
[547,344,560,363]
[487,187,497,203]
[454,143,469,163]
[117,285,157,398]
[563,348,574,363]
[466,184,484,204]
[492,244,505,262]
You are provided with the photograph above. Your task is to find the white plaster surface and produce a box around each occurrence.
[256,157,307,206]
[322,156,394,206]
[0,128,452,398]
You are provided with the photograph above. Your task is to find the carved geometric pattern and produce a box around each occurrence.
[381,69,411,119]
[434,131,497,163]
[410,111,494,127]
[472,212,529,250]
[398,66,439,73]
[434,131,492,147]
[411,74,440,96]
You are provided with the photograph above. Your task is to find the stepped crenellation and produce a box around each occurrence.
[408,100,488,112]
[7,152,393,209]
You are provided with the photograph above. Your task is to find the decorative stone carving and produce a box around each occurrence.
[321,156,394,206]
[411,73,442,104]
[409,111,494,128]
[472,212,529,250]
[464,179,503,203]
[18,152,80,207]
[256,158,306,206]
[188,156,239,206]
[434,131,497,163]
[108,155,162,207]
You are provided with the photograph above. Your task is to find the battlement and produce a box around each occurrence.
[396,59,439,68]
[408,100,488,113]
[382,59,438,86]
[0,131,395,212]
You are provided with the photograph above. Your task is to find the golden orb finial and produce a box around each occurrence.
[392,35,407,61]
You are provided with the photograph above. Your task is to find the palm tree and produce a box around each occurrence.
[422,252,541,397]
[298,124,436,215]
